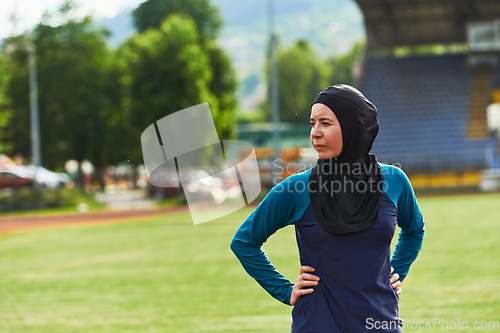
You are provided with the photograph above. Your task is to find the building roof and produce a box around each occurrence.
[354,0,500,50]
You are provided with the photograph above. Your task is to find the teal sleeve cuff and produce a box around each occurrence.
[230,238,294,304]
[285,285,294,306]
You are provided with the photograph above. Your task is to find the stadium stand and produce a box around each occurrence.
[355,0,500,186]
[361,54,499,173]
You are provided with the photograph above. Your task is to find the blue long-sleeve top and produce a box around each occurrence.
[230,164,425,332]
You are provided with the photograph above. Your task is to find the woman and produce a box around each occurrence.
[230,84,425,332]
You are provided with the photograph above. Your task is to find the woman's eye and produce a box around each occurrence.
[310,122,314,127]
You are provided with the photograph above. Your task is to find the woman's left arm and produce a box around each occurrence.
[389,167,425,282]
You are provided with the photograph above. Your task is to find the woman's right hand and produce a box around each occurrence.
[290,266,320,306]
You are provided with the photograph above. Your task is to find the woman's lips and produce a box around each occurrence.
[314,144,326,149]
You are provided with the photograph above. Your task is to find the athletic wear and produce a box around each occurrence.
[309,154,383,235]
[230,163,425,333]
[311,84,383,235]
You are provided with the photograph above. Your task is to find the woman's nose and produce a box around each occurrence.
[311,126,322,138]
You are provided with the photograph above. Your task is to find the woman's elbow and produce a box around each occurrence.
[230,236,245,255]
[230,237,238,253]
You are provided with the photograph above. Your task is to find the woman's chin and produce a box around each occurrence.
[317,152,341,160]
[317,152,333,160]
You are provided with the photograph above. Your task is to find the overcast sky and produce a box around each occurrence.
[0,0,144,40]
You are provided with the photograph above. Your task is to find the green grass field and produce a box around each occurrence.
[0,193,499,332]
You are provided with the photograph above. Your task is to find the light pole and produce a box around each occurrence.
[29,42,41,186]
[268,0,281,184]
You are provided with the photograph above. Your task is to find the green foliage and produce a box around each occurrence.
[120,13,236,164]
[262,39,331,123]
[325,40,365,87]
[56,187,104,209]
[0,53,13,152]
[205,42,237,139]
[257,39,366,124]
[120,14,217,149]
[2,14,123,169]
[375,43,468,58]
[237,109,267,125]
[1,35,31,159]
[0,0,238,170]
[129,0,237,142]
[132,0,223,43]
[0,187,103,214]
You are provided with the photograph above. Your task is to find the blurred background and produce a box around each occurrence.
[0,0,368,212]
[1,0,500,214]
[0,0,499,332]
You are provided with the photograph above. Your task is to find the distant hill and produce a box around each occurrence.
[213,0,363,55]
[96,0,365,111]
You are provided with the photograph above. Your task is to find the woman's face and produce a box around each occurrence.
[310,103,343,160]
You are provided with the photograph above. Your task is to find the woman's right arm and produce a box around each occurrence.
[230,174,310,306]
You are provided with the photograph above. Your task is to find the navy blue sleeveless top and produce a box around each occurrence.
[231,164,425,333]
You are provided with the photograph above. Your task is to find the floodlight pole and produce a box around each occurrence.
[268,0,281,184]
[29,43,41,185]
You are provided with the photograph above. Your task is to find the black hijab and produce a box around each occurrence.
[309,84,383,234]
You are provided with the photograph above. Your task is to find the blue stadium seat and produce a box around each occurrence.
[361,54,500,173]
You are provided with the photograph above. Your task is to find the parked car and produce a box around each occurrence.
[146,167,184,199]
[0,166,34,189]
[0,165,70,189]
[29,166,70,189]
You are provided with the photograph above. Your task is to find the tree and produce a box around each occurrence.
[1,34,31,159]
[0,51,13,153]
[257,39,367,124]
[130,0,237,141]
[132,0,222,43]
[2,12,123,180]
[325,40,365,87]
[119,14,221,163]
[205,42,237,139]
[261,39,331,123]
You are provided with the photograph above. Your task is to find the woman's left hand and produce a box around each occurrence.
[390,267,402,296]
